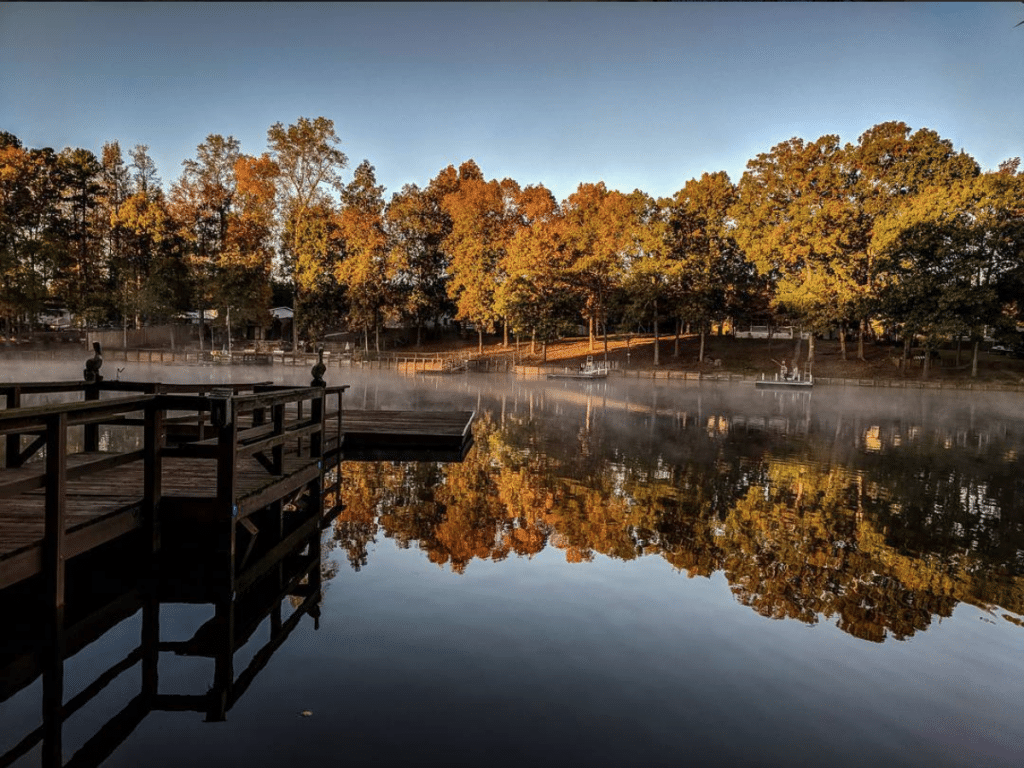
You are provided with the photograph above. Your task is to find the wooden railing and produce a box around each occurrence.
[0,395,162,604]
[0,381,348,598]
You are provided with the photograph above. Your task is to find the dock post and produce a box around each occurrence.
[212,391,238,587]
[3,385,22,468]
[39,409,69,767]
[310,391,324,458]
[272,402,285,474]
[144,400,164,554]
[84,384,100,452]
[43,412,68,611]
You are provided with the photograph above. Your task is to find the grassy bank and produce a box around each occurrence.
[402,332,1024,386]
[5,331,1023,387]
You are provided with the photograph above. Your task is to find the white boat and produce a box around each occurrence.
[547,357,610,380]
[755,371,813,390]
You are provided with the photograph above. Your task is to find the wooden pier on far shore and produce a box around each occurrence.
[0,379,475,600]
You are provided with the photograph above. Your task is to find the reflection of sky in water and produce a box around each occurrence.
[3,360,1024,766]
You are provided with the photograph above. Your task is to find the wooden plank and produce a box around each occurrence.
[238,420,321,457]
[343,420,473,446]
[343,443,474,464]
[144,406,162,553]
[64,506,144,559]
[0,394,154,431]
[341,410,475,447]
[216,420,237,519]
[0,450,147,499]
[0,546,41,590]
[161,443,219,459]
[236,461,321,518]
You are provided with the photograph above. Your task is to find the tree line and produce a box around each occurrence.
[2,118,1022,368]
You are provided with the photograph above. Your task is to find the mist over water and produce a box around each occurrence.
[3,359,1023,767]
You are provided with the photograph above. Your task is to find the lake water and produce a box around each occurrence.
[2,360,1023,767]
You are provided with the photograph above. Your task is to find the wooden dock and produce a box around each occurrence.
[340,409,475,450]
[0,380,476,599]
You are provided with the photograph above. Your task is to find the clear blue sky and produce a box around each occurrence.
[1,2,1022,203]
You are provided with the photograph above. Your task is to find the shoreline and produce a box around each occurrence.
[4,346,1024,393]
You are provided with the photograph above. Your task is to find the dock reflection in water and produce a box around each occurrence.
[0,491,326,768]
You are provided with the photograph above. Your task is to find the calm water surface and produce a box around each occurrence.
[2,360,1023,767]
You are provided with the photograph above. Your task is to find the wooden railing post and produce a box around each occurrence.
[84,384,100,452]
[214,396,238,519]
[335,388,343,454]
[310,391,324,458]
[144,400,163,554]
[4,385,22,468]
[44,412,68,611]
[272,402,285,475]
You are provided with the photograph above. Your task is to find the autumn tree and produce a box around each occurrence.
[386,166,460,345]
[665,172,753,362]
[170,134,243,348]
[733,134,860,368]
[284,199,343,345]
[221,152,279,332]
[495,184,577,359]
[0,135,61,334]
[52,147,105,323]
[334,160,391,352]
[561,182,633,354]
[96,141,131,320]
[846,121,981,359]
[109,145,187,333]
[619,190,674,366]
[267,117,347,348]
[442,160,519,353]
[874,169,1024,377]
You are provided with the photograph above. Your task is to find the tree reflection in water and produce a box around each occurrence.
[331,388,1024,643]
